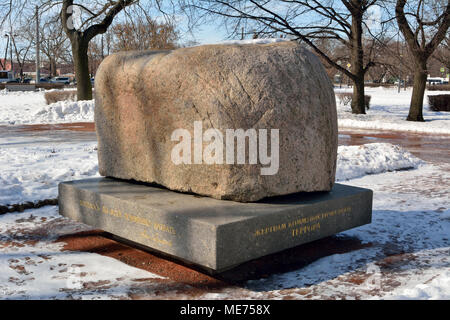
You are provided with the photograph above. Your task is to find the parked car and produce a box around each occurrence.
[0,70,15,83]
[39,78,50,83]
[50,77,71,85]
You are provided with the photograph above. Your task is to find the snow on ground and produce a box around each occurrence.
[0,206,165,300]
[1,135,448,299]
[336,86,450,134]
[0,90,94,125]
[0,142,99,206]
[240,162,450,300]
[0,159,448,299]
[32,100,94,124]
[0,87,449,299]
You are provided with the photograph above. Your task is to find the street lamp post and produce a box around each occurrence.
[35,5,40,84]
[337,61,342,88]
[398,54,403,93]
[4,33,17,77]
[9,34,14,77]
[4,34,9,71]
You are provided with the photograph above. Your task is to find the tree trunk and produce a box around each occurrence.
[351,76,366,114]
[350,7,366,114]
[71,37,92,101]
[407,60,427,122]
[50,58,57,77]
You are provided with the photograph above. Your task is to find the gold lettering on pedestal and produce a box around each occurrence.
[291,222,321,237]
[123,212,151,227]
[252,206,352,238]
[78,199,176,247]
[140,231,173,247]
[79,200,100,211]
[102,205,122,218]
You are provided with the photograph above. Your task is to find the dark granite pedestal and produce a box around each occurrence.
[58,178,372,272]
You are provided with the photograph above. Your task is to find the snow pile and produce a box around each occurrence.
[0,90,95,125]
[0,90,47,125]
[336,143,424,181]
[0,142,99,206]
[336,87,450,134]
[33,100,95,124]
[0,206,164,299]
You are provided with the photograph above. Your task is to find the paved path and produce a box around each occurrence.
[0,123,96,149]
[339,129,450,164]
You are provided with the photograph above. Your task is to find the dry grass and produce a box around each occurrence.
[364,83,396,88]
[336,92,371,110]
[44,90,77,105]
[427,84,450,91]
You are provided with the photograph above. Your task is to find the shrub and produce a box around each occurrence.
[336,92,371,110]
[428,94,450,112]
[44,90,77,104]
[364,83,395,88]
[427,84,450,91]
[36,83,65,90]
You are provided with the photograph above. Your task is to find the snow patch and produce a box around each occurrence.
[336,87,450,134]
[242,163,450,300]
[0,206,164,300]
[0,142,99,206]
[0,90,94,125]
[336,143,424,181]
[33,100,94,124]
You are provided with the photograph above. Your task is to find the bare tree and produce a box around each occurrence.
[432,35,450,72]
[183,0,386,114]
[60,0,139,100]
[0,0,27,28]
[17,11,72,78]
[111,14,179,51]
[367,37,416,87]
[87,36,104,76]
[40,14,72,77]
[10,32,33,81]
[395,0,450,121]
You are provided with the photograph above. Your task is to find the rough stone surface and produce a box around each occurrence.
[58,178,372,272]
[95,42,337,202]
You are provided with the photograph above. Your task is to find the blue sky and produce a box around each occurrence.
[182,23,230,45]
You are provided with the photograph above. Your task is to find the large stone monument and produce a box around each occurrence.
[94,42,337,202]
[59,42,372,272]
